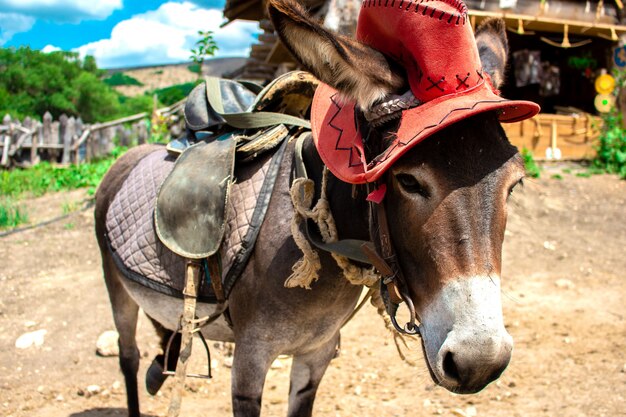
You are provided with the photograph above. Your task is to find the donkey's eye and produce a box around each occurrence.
[508,178,524,198]
[396,174,430,198]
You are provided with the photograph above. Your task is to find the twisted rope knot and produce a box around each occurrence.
[285,168,379,289]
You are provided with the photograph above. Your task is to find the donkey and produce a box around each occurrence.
[94,0,538,416]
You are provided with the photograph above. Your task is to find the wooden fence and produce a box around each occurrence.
[0,99,185,168]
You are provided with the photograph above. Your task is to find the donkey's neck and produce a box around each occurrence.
[301,137,370,242]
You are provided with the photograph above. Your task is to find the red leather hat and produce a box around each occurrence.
[311,0,540,184]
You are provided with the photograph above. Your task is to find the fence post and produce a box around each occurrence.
[138,121,148,145]
[62,115,76,164]
[1,114,11,167]
[103,127,115,156]
[74,118,84,164]
[33,122,42,166]
[42,111,52,146]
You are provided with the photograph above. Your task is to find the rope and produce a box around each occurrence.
[285,167,378,289]
[370,287,419,366]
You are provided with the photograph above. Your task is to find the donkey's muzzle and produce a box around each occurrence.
[420,276,513,393]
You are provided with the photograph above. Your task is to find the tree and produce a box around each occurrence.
[0,47,146,122]
[189,30,218,78]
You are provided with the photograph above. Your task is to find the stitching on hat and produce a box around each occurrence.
[368,99,510,167]
[426,76,445,92]
[476,68,484,84]
[362,0,467,26]
[328,94,361,168]
[456,73,470,90]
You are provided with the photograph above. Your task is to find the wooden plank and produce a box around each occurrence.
[504,113,601,160]
[62,116,75,164]
[265,41,294,64]
[91,112,148,132]
[42,112,53,145]
[468,10,626,38]
[32,124,41,166]
[1,135,11,166]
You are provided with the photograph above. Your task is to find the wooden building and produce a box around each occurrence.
[223,0,626,159]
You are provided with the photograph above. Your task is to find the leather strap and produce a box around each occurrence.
[206,77,311,129]
[167,260,201,417]
[374,200,405,305]
[207,255,225,304]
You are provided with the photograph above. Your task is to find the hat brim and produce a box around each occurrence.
[311,81,540,184]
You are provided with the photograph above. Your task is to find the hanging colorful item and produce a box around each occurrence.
[613,46,626,68]
[594,94,615,113]
[595,73,616,95]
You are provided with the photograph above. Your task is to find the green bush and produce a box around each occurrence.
[0,199,28,229]
[118,94,154,116]
[594,109,626,179]
[521,148,541,178]
[153,81,199,106]
[187,63,201,74]
[103,72,144,87]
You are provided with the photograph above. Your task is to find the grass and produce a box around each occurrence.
[103,72,143,87]
[0,146,126,200]
[0,199,28,229]
[62,200,81,215]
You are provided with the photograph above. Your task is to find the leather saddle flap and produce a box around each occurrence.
[155,133,236,259]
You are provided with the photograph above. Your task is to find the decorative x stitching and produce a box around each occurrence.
[426,76,445,92]
[476,69,484,83]
[456,73,470,90]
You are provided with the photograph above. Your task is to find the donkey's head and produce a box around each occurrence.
[269,0,537,393]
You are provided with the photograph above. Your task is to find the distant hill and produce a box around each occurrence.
[107,58,247,97]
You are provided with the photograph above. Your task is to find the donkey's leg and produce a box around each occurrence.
[102,256,141,417]
[145,316,181,395]
[287,332,340,417]
[231,342,277,417]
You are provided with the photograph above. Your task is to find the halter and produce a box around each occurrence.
[363,182,420,336]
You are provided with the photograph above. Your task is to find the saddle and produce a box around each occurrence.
[156,71,318,263]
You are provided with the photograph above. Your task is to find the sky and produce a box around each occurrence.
[0,0,259,68]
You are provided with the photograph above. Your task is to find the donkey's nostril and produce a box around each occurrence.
[442,351,460,382]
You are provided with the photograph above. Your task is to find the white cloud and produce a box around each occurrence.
[0,12,35,45]
[0,0,122,22]
[74,1,259,68]
[41,44,61,53]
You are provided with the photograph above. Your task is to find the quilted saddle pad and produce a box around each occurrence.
[105,146,280,302]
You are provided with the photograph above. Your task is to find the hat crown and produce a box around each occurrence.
[357,0,489,103]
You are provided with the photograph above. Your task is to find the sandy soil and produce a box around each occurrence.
[1,170,625,417]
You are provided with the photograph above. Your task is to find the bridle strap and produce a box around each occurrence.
[364,184,420,336]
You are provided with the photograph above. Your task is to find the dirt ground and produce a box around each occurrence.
[1,168,625,417]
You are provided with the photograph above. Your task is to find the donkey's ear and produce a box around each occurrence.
[267,0,403,109]
[475,18,509,89]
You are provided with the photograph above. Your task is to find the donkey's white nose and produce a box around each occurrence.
[436,328,513,393]
[420,276,513,393]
